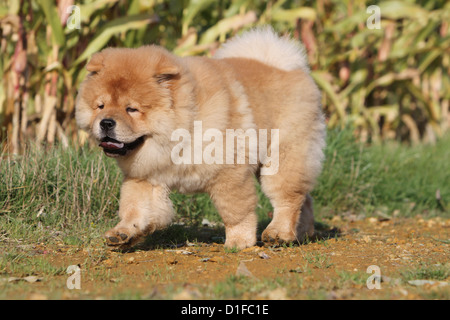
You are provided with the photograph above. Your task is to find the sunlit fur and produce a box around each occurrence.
[75,27,326,249]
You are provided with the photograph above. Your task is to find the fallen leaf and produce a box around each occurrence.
[8,276,42,283]
[289,267,303,273]
[166,249,194,255]
[408,280,448,287]
[258,252,270,259]
[380,275,401,285]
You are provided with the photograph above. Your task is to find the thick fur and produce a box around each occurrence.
[76,27,326,249]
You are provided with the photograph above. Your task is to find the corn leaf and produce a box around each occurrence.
[37,0,65,46]
[74,14,158,66]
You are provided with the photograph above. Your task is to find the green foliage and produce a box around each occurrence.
[312,0,450,143]
[0,0,448,153]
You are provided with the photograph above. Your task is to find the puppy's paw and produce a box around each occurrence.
[104,226,143,249]
[261,225,296,244]
[224,234,256,250]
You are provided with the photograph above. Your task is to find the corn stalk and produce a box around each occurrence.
[0,0,449,153]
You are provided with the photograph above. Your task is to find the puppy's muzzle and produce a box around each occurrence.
[100,118,116,132]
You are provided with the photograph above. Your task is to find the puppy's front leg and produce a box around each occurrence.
[105,179,174,248]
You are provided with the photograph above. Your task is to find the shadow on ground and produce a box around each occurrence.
[130,220,341,252]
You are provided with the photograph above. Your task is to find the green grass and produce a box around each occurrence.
[0,142,121,245]
[207,274,288,300]
[313,129,450,219]
[0,247,65,278]
[400,263,450,282]
[302,252,333,269]
[335,270,369,288]
[0,129,449,250]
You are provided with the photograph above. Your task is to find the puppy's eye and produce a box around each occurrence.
[126,107,138,113]
[98,104,104,110]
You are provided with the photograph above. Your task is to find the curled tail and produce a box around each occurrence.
[214,26,310,73]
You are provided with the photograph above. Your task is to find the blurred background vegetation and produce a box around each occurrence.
[0,0,449,154]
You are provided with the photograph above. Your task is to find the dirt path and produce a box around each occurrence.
[1,217,449,300]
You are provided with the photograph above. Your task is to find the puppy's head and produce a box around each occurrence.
[75,46,182,157]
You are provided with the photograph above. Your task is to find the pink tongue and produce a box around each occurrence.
[100,141,124,149]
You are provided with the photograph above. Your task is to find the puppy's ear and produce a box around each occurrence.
[86,52,104,73]
[155,66,179,84]
[154,55,180,84]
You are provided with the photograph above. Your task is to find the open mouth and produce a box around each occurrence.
[99,136,145,157]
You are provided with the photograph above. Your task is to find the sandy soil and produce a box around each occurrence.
[1,216,449,300]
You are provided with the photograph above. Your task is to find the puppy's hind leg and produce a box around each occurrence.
[297,193,315,242]
[260,116,324,244]
[207,168,258,250]
[260,172,314,244]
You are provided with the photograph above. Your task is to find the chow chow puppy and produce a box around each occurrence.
[75,27,325,250]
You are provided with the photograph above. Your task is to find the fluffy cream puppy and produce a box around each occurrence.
[76,27,325,250]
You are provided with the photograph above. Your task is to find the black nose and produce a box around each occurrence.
[100,119,116,131]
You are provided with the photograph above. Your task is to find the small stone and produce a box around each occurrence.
[258,252,270,259]
[368,217,378,224]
